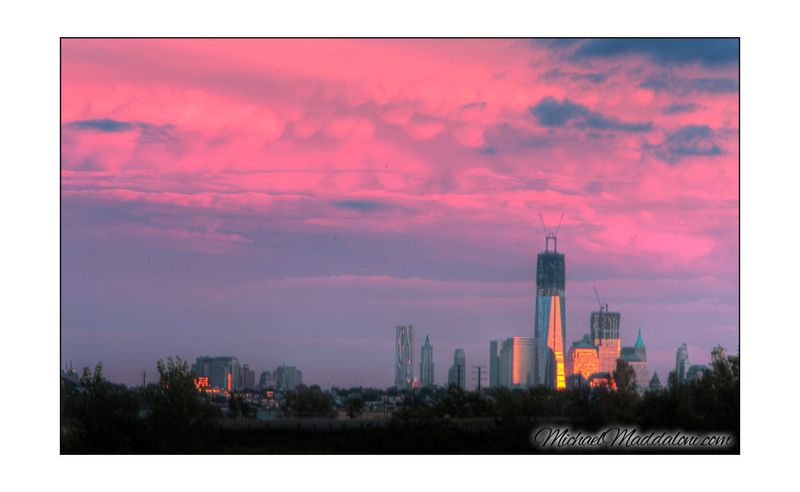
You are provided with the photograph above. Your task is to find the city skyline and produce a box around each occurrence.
[61,39,739,388]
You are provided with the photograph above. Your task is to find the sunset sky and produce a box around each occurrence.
[61,39,739,387]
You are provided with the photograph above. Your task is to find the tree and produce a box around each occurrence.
[281,385,336,418]
[147,356,218,452]
[613,359,637,394]
[62,363,141,453]
[346,397,364,419]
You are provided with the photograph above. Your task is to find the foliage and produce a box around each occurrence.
[281,385,336,418]
[146,356,219,452]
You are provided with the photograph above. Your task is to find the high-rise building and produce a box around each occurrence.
[489,340,500,388]
[493,337,535,388]
[591,306,621,375]
[193,356,241,391]
[447,348,466,389]
[274,364,303,390]
[620,329,649,392]
[241,364,256,390]
[258,370,274,389]
[534,234,566,389]
[395,325,414,390]
[566,334,600,385]
[676,343,690,384]
[419,335,434,388]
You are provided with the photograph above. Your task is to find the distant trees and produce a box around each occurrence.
[281,385,336,418]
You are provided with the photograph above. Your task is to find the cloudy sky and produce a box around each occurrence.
[61,39,738,387]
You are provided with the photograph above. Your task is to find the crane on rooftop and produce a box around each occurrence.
[539,212,565,252]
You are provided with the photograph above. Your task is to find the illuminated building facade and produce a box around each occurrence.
[193,356,241,391]
[395,325,414,389]
[620,329,649,393]
[534,236,566,389]
[493,337,535,388]
[419,335,434,388]
[566,334,600,384]
[591,307,621,374]
[676,343,690,384]
[447,348,466,389]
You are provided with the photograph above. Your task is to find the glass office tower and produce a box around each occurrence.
[534,236,566,389]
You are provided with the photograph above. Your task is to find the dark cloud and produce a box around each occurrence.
[529,97,652,132]
[65,118,177,143]
[331,199,382,212]
[662,103,699,114]
[640,75,739,94]
[570,38,739,67]
[645,125,723,163]
[67,118,135,132]
[691,77,739,93]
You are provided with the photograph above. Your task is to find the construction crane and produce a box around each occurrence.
[539,212,565,252]
[593,285,608,312]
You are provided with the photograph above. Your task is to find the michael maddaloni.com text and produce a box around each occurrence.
[531,427,734,451]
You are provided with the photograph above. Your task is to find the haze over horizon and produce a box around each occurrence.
[60,39,739,387]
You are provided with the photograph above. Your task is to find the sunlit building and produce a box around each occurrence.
[493,337,535,388]
[676,343,690,384]
[419,335,434,388]
[193,356,241,391]
[591,305,621,375]
[534,235,566,389]
[566,334,600,385]
[447,348,466,389]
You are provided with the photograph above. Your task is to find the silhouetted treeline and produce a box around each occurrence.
[61,347,738,453]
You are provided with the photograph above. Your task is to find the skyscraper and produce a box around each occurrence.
[493,337,535,388]
[241,363,256,390]
[447,348,466,389]
[591,305,621,375]
[676,343,690,384]
[566,334,600,385]
[534,233,566,389]
[274,364,303,390]
[193,356,241,391]
[419,335,434,388]
[489,340,500,388]
[620,329,649,393]
[395,325,414,390]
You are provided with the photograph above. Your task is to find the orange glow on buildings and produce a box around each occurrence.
[548,295,566,390]
[597,338,621,374]
[512,338,521,385]
[193,376,209,391]
[227,373,232,392]
[568,346,600,380]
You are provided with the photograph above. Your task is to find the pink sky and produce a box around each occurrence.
[60,39,738,387]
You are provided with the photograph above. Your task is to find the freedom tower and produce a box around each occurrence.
[534,214,567,390]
